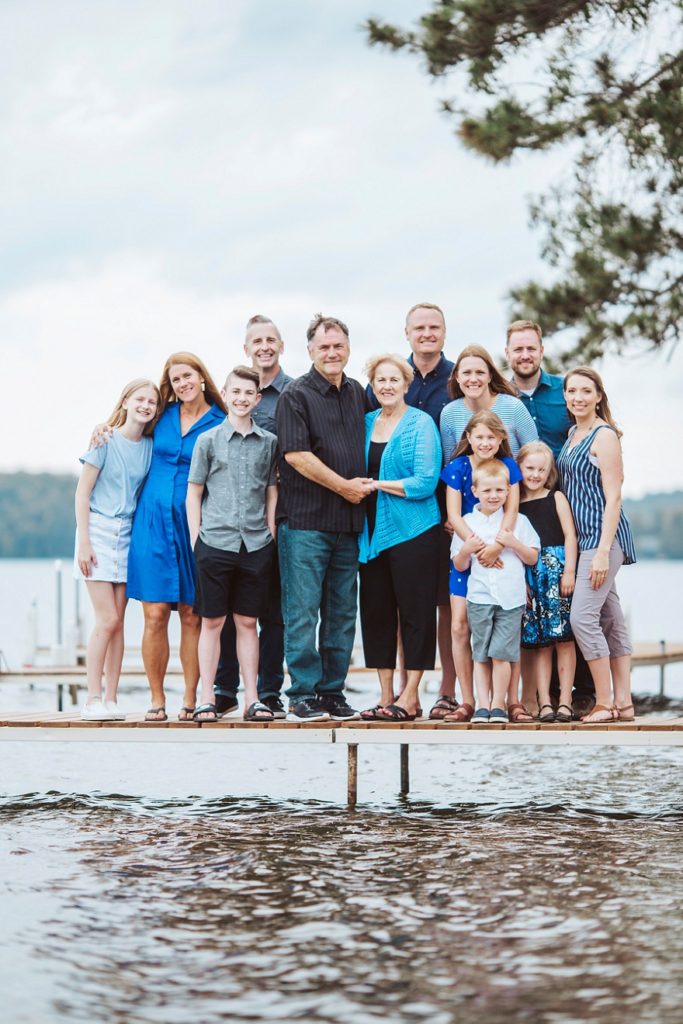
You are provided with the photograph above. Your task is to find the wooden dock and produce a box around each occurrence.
[3,711,683,807]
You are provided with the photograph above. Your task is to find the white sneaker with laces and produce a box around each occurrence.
[81,699,114,721]
[104,701,125,720]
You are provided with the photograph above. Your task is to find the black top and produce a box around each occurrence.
[366,441,387,540]
[276,366,367,532]
[519,492,565,547]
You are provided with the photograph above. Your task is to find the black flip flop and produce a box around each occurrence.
[377,704,417,722]
[192,703,218,722]
[244,701,274,722]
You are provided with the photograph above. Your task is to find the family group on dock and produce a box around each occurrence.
[74,306,636,727]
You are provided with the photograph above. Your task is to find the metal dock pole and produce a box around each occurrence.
[400,744,410,797]
[347,744,358,809]
[659,640,666,697]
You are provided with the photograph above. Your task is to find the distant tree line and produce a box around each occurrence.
[1,472,682,560]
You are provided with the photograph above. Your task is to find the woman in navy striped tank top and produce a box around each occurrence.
[557,367,636,724]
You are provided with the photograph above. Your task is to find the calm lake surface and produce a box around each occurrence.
[1,559,683,1022]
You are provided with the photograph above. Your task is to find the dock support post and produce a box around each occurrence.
[347,744,358,809]
[57,683,63,712]
[400,744,410,797]
[659,640,666,697]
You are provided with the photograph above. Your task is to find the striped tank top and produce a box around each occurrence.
[557,425,636,564]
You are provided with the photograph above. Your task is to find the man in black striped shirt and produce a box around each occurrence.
[276,314,372,721]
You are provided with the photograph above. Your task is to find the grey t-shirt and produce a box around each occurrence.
[188,418,277,553]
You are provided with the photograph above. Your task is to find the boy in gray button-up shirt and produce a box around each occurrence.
[187,366,278,723]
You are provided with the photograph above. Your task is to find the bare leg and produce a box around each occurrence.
[491,659,511,711]
[450,596,473,706]
[397,625,407,694]
[102,584,128,703]
[556,640,577,710]
[582,656,614,720]
[376,668,395,707]
[141,601,172,711]
[520,648,539,716]
[610,653,632,709]
[84,582,126,702]
[178,601,201,710]
[474,660,492,710]
[393,669,425,715]
[198,615,226,707]
[437,604,456,697]
[506,661,521,707]
[234,614,259,709]
[534,647,554,711]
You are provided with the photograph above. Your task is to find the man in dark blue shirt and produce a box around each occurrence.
[367,303,457,717]
[215,315,293,720]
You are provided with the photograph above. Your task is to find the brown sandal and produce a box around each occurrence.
[616,703,635,722]
[581,703,617,724]
[507,702,534,723]
[443,702,474,723]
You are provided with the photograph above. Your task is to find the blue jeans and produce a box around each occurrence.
[278,523,359,702]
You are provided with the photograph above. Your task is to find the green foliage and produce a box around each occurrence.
[0,473,76,558]
[366,1,683,362]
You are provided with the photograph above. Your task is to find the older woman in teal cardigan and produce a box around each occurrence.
[359,354,443,722]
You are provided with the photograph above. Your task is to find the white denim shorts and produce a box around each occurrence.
[73,511,133,583]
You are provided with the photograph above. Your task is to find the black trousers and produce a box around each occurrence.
[359,525,439,670]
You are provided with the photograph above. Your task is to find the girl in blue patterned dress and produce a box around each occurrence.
[517,441,578,723]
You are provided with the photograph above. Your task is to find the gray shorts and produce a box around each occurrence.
[467,602,524,663]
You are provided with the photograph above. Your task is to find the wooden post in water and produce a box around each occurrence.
[659,640,666,697]
[400,743,410,797]
[347,744,358,809]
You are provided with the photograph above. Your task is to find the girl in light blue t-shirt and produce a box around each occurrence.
[74,378,160,721]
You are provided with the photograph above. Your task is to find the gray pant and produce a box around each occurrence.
[570,542,633,662]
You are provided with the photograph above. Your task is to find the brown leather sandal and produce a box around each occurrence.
[615,703,635,722]
[580,703,617,723]
[443,702,474,723]
[507,702,534,723]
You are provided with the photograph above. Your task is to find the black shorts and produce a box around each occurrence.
[193,538,275,619]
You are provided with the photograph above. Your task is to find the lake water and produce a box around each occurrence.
[1,558,683,1022]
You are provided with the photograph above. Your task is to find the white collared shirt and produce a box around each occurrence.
[451,506,540,609]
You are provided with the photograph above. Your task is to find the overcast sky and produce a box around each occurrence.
[2,0,680,497]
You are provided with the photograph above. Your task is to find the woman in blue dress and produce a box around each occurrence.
[127,352,227,721]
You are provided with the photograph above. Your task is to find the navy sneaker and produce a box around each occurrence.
[489,708,509,724]
[287,698,330,722]
[472,708,490,723]
[318,694,361,721]
[215,694,241,718]
[260,694,286,719]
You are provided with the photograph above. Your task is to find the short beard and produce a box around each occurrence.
[513,364,540,380]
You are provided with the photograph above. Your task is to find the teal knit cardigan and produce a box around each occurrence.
[359,407,442,563]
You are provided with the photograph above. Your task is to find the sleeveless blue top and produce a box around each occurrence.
[557,425,636,564]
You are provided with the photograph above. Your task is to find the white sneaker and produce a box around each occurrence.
[104,701,125,720]
[81,699,113,721]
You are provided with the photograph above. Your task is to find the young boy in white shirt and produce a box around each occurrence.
[451,460,540,723]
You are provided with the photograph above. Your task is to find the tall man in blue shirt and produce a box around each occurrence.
[367,302,457,715]
[505,320,571,458]
[505,318,594,715]
[214,315,293,719]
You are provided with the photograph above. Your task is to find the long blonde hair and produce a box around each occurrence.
[107,378,161,437]
[517,440,558,495]
[159,352,227,415]
[563,366,622,438]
